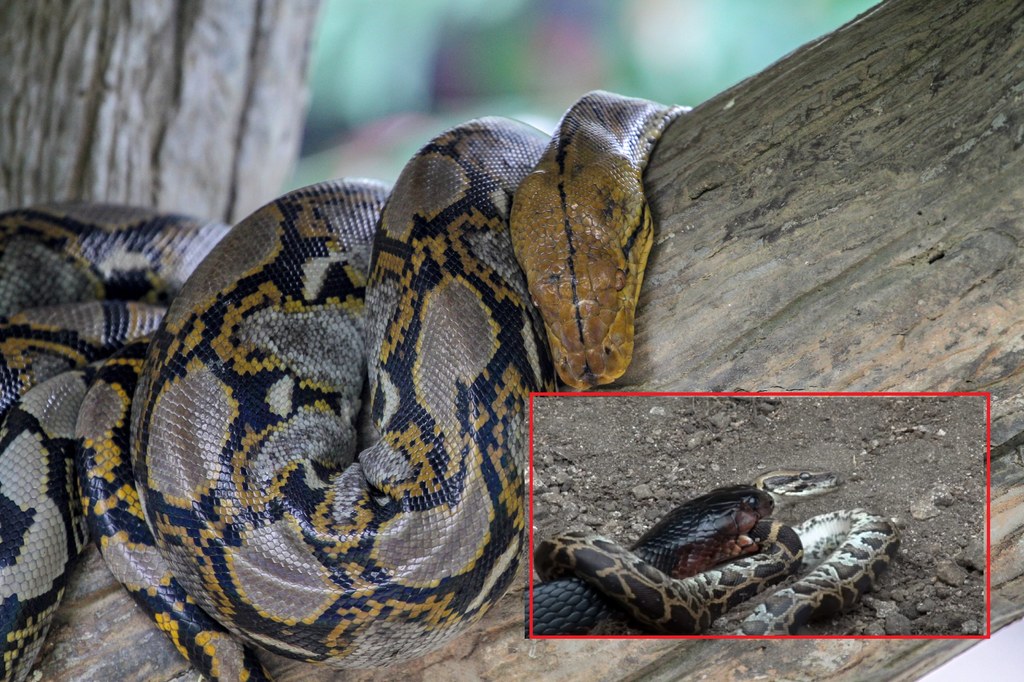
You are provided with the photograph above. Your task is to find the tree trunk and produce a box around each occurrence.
[0,0,318,221]
[9,0,1024,679]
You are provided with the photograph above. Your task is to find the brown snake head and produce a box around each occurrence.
[510,92,684,388]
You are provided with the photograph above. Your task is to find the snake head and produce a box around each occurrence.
[511,159,651,389]
[736,488,775,525]
[631,485,775,579]
[755,469,842,501]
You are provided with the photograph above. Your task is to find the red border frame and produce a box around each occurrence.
[526,390,992,641]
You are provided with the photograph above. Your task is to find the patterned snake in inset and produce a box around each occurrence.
[0,92,680,681]
[531,470,900,635]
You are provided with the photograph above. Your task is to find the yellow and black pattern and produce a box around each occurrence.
[0,301,165,415]
[0,212,227,681]
[0,368,97,681]
[132,147,554,666]
[0,205,227,316]
[0,91,679,679]
[0,302,168,682]
[76,338,270,681]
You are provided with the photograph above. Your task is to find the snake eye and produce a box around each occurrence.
[614,269,626,291]
[799,472,811,480]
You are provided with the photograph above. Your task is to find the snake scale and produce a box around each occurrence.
[531,471,900,635]
[0,92,681,680]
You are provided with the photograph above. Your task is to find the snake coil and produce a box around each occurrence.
[0,91,679,680]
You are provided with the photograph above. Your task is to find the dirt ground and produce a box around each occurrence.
[530,394,987,636]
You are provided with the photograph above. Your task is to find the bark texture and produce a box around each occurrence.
[0,0,318,221]
[13,0,1024,679]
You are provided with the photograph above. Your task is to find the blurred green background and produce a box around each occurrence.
[294,0,879,187]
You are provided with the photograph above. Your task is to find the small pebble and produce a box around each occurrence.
[935,561,967,587]
[632,483,653,499]
[962,619,982,635]
[884,612,912,634]
[955,538,985,571]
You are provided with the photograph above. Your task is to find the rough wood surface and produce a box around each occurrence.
[0,0,318,222]
[607,0,1023,677]
[16,0,1024,679]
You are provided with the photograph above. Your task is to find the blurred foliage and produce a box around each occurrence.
[295,0,878,186]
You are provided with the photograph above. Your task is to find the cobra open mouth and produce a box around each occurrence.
[714,487,776,559]
[667,488,774,578]
[723,531,759,560]
[722,504,768,558]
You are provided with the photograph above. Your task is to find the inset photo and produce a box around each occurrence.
[528,393,988,638]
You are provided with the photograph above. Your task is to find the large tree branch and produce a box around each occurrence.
[496,1,1020,679]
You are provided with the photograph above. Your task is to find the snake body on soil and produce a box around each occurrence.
[531,471,899,635]
[531,485,803,635]
[0,92,678,680]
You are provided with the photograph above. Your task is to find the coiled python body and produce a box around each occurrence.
[737,508,899,635]
[532,485,804,635]
[131,126,553,667]
[532,471,899,635]
[0,92,678,680]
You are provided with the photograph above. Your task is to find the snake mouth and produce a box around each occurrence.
[667,510,766,578]
[720,487,774,532]
[703,489,775,565]
[736,533,756,549]
[542,286,633,389]
[732,504,766,535]
[723,532,760,559]
[549,329,630,389]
